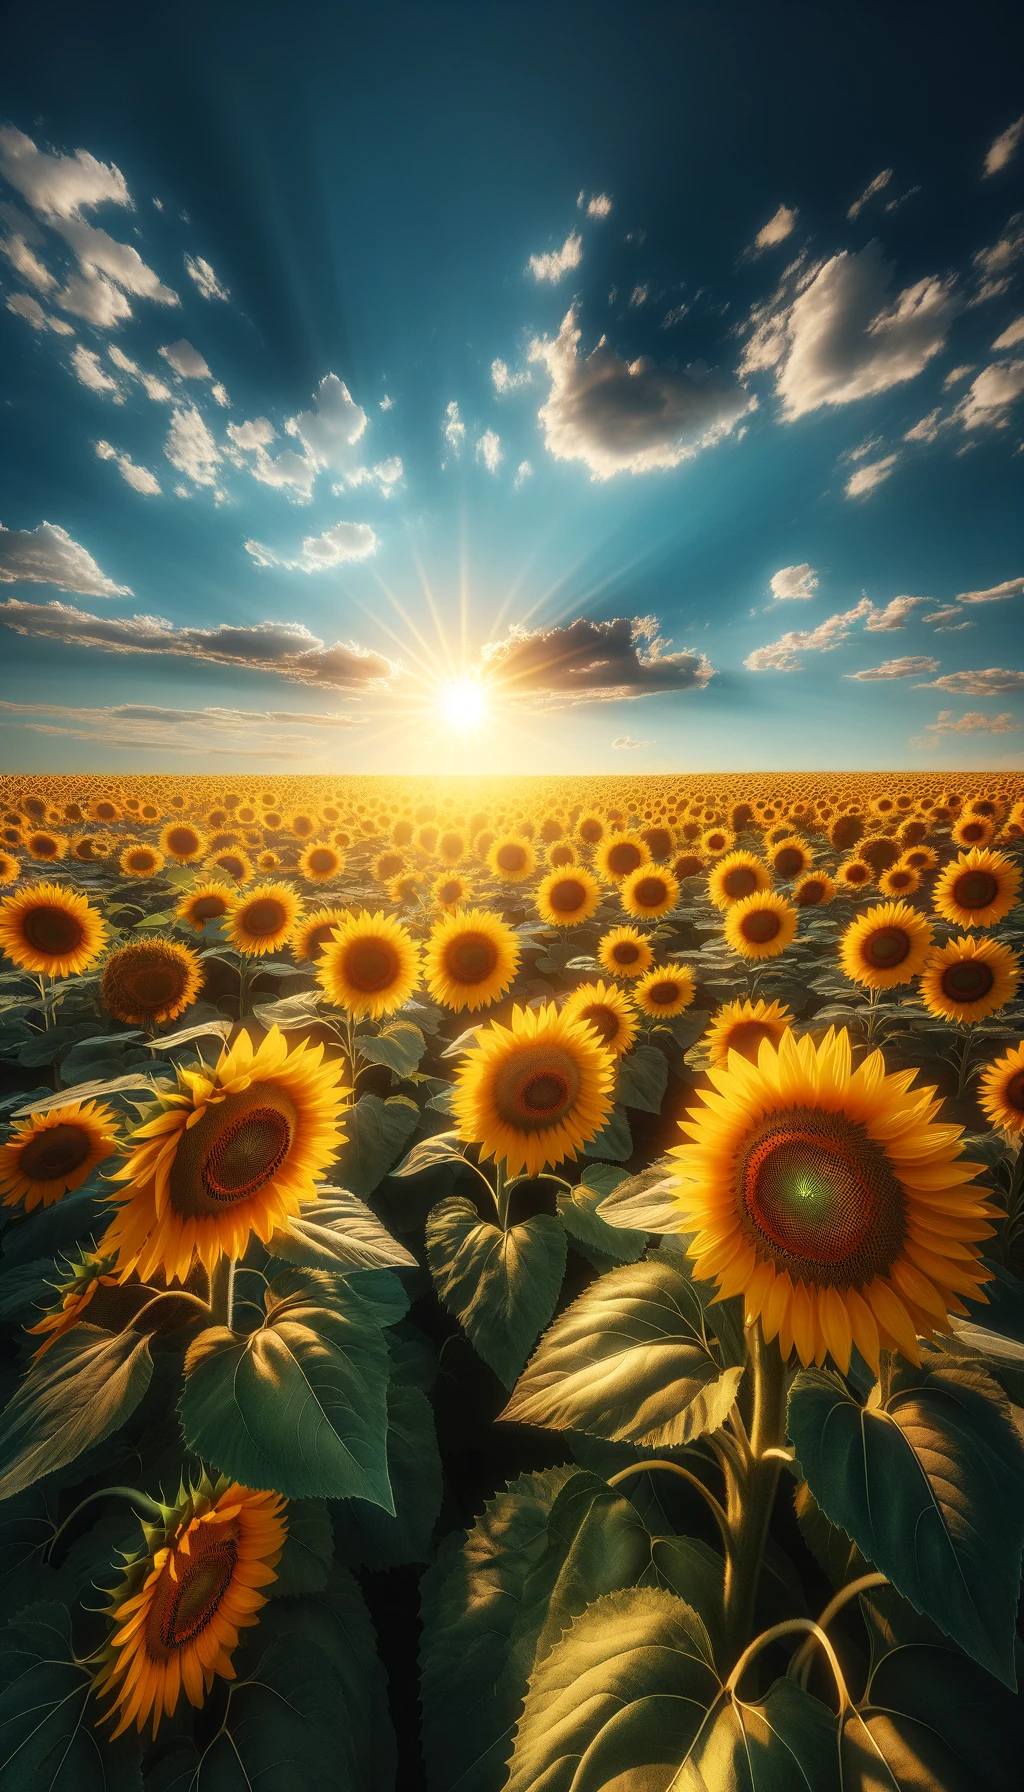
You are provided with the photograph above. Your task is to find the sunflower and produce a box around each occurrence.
[452,1002,615,1177]
[593,833,649,886]
[562,979,639,1057]
[640,825,675,862]
[839,901,934,991]
[708,851,772,911]
[597,925,655,980]
[535,866,601,928]
[793,872,835,907]
[225,882,303,956]
[120,844,165,879]
[487,835,537,883]
[634,965,696,1019]
[389,872,423,906]
[176,882,237,933]
[102,939,203,1026]
[979,1042,1024,1134]
[878,864,920,898]
[159,822,206,863]
[257,850,282,873]
[952,814,994,849]
[94,1473,286,1740]
[901,845,939,874]
[620,865,680,921]
[433,872,472,914]
[374,850,407,883]
[919,935,1020,1025]
[100,1027,347,1283]
[672,853,705,882]
[673,1027,995,1372]
[837,856,874,891]
[438,829,466,865]
[576,813,606,847]
[90,797,121,826]
[0,851,20,885]
[0,882,106,978]
[70,832,110,864]
[724,891,799,961]
[0,1098,119,1210]
[318,909,421,1020]
[204,848,252,884]
[24,1246,121,1355]
[701,826,735,858]
[287,908,345,964]
[933,846,1021,930]
[769,837,813,880]
[26,830,67,863]
[705,997,793,1067]
[424,907,520,1011]
[300,842,344,884]
[547,841,577,869]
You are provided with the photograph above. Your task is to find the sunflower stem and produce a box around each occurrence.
[722,1320,788,1672]
[45,1485,165,1558]
[209,1257,236,1329]
[495,1161,510,1231]
[607,1460,733,1562]
[790,1572,889,1689]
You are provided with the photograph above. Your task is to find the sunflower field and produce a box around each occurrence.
[1,771,1024,1792]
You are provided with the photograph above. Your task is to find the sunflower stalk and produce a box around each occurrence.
[209,1255,236,1329]
[721,1321,789,1672]
[45,1485,166,1559]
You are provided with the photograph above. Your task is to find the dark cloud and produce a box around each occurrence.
[479,616,714,705]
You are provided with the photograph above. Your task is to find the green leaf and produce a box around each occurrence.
[590,1160,680,1232]
[615,1043,669,1113]
[674,1677,840,1792]
[556,1181,647,1267]
[0,1325,154,1501]
[793,1480,870,1589]
[502,1258,744,1448]
[0,1490,58,1615]
[12,1073,169,1117]
[0,1602,141,1790]
[178,1268,393,1506]
[506,1587,719,1792]
[357,1020,426,1078]
[426,1197,566,1387]
[334,1380,442,1569]
[392,1130,466,1177]
[270,1498,335,1597]
[271,1188,417,1271]
[788,1362,1024,1685]
[644,1536,727,1667]
[964,1258,1024,1346]
[145,1017,233,1054]
[335,1092,420,1196]
[582,1103,632,1161]
[252,989,324,1031]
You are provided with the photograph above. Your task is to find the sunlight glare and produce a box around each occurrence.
[439,678,487,732]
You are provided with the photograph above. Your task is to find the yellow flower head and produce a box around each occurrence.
[620,865,680,921]
[708,851,772,911]
[920,934,1020,1025]
[424,906,520,1011]
[0,881,106,978]
[979,1042,1024,1134]
[102,939,203,1025]
[597,925,655,980]
[0,1098,119,1210]
[724,891,798,961]
[634,965,696,1019]
[452,1001,615,1178]
[317,909,421,1020]
[562,979,639,1057]
[933,847,1021,930]
[536,865,602,928]
[839,901,933,990]
[705,997,793,1067]
[225,882,303,956]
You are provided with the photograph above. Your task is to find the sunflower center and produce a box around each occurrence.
[633,876,668,907]
[19,1122,91,1182]
[437,881,462,905]
[496,844,527,873]
[243,899,287,936]
[580,820,603,843]
[737,1105,905,1285]
[129,964,187,1010]
[305,921,340,957]
[170,1085,298,1216]
[741,910,781,944]
[204,1108,292,1201]
[952,871,999,910]
[862,927,909,968]
[611,941,640,964]
[191,894,228,921]
[845,864,869,883]
[493,1044,582,1131]
[940,960,994,1002]
[647,980,681,1006]
[725,1021,775,1063]
[774,848,804,878]
[1004,1071,1024,1114]
[151,1525,240,1653]
[797,880,827,905]
[127,852,155,870]
[723,866,758,899]
[307,850,335,875]
[607,842,643,876]
[960,822,987,842]
[342,939,399,991]
[22,904,85,956]
[218,855,245,878]
[579,1003,619,1043]
[445,934,497,983]
[550,878,587,913]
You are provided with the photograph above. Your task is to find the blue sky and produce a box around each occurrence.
[1,0,1023,776]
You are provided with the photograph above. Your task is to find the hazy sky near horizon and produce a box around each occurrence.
[1,0,1023,776]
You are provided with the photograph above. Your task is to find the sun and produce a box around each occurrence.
[439,678,487,732]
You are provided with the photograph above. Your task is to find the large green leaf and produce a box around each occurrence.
[271,1187,417,1271]
[793,1480,870,1589]
[0,1490,58,1615]
[0,1325,153,1501]
[582,1103,633,1161]
[0,1602,141,1790]
[178,1268,393,1506]
[673,1678,840,1792]
[506,1587,719,1792]
[615,1044,669,1114]
[426,1196,566,1387]
[334,1379,442,1569]
[334,1092,420,1196]
[357,1020,426,1078]
[592,1160,680,1232]
[788,1362,1024,1685]
[501,1258,744,1447]
[269,1498,335,1598]
[556,1180,647,1268]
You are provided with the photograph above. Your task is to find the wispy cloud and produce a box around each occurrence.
[528,231,583,283]
[245,520,378,570]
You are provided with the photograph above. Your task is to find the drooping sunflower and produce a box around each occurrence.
[159,822,206,863]
[389,872,423,906]
[705,997,793,1067]
[562,979,639,1057]
[0,1097,120,1210]
[176,881,237,933]
[837,856,874,891]
[933,846,1021,930]
[432,872,472,913]
[452,1002,615,1177]
[0,882,107,978]
[535,865,601,928]
[24,1246,121,1355]
[597,925,655,980]
[979,1042,1024,1134]
[919,935,1020,1025]
[839,901,934,991]
[317,909,421,1020]
[878,864,920,898]
[120,844,165,879]
[300,842,344,884]
[633,965,696,1019]
[708,851,772,911]
[0,851,20,885]
[100,1026,348,1282]
[94,1473,287,1740]
[487,835,537,883]
[673,1027,996,1372]
[724,891,799,961]
[620,865,680,921]
[102,939,203,1026]
[204,848,252,884]
[793,872,836,907]
[225,882,303,957]
[424,907,520,1012]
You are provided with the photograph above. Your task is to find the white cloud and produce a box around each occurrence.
[904,408,944,443]
[211,382,230,407]
[159,339,212,379]
[952,358,1024,430]
[6,291,71,333]
[985,117,1024,177]
[661,303,689,329]
[529,304,752,479]
[345,457,403,497]
[920,709,1020,736]
[751,204,798,253]
[0,598,396,689]
[864,594,929,631]
[491,357,530,395]
[94,439,161,496]
[529,231,583,283]
[972,214,1024,302]
[443,400,465,455]
[957,575,1024,604]
[53,217,177,306]
[916,668,1024,696]
[379,394,394,410]
[288,373,368,474]
[0,697,356,759]
[514,459,533,489]
[228,417,276,451]
[164,406,221,489]
[745,597,874,671]
[741,242,955,419]
[845,453,898,498]
[246,520,378,571]
[475,429,502,473]
[845,655,940,681]
[943,363,975,388]
[923,606,970,629]
[226,415,316,501]
[0,520,131,596]
[847,169,893,221]
[629,283,649,308]
[612,736,652,749]
[770,563,818,601]
[184,254,229,301]
[579,192,613,218]
[104,344,172,401]
[56,271,132,327]
[2,230,55,290]
[0,127,129,217]
[993,317,1024,350]
[71,344,122,399]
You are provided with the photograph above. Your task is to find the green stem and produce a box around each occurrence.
[495,1161,510,1231]
[727,1617,850,1709]
[46,1485,165,1558]
[608,1460,733,1564]
[791,1573,889,1688]
[722,1322,788,1671]
[956,1031,975,1100]
[127,1289,212,1332]
[209,1257,235,1329]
